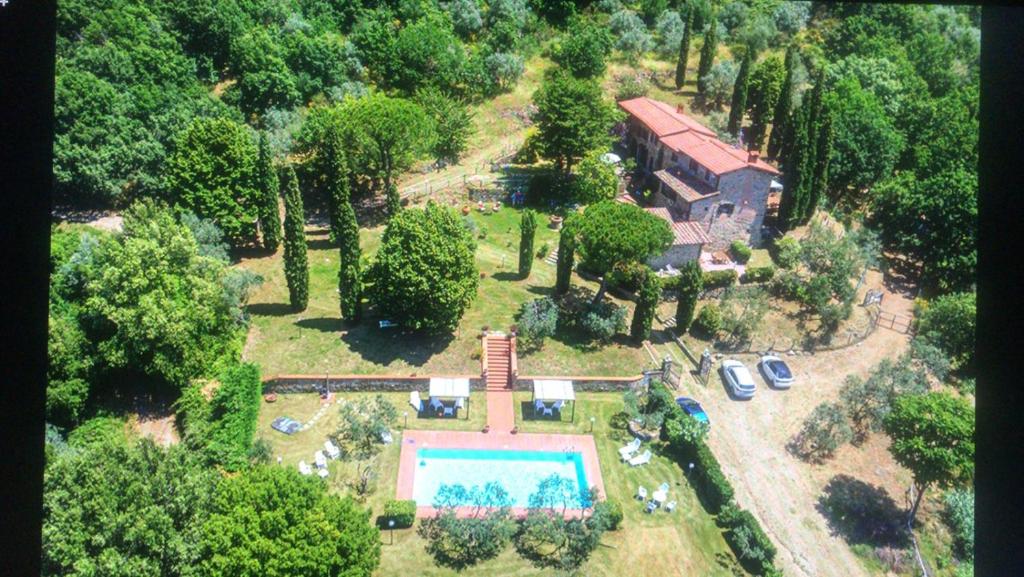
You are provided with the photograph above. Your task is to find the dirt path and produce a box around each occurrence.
[673,291,915,577]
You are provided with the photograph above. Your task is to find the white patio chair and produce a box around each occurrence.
[455,397,465,409]
[618,438,641,461]
[443,406,454,417]
[665,501,677,513]
[553,400,565,411]
[314,450,327,469]
[380,430,393,444]
[653,487,668,505]
[409,391,423,412]
[323,440,341,460]
[317,468,329,479]
[298,461,312,476]
[430,397,443,410]
[636,485,647,500]
[542,406,553,417]
[628,449,653,467]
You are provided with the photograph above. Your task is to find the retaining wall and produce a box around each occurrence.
[513,374,645,392]
[263,374,486,394]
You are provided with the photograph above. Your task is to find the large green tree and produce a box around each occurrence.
[696,17,719,95]
[199,466,380,576]
[322,126,350,245]
[164,117,260,246]
[727,47,754,136]
[572,149,619,204]
[393,12,468,95]
[745,54,784,150]
[630,269,661,342]
[255,132,281,251]
[415,86,475,166]
[575,200,673,303]
[43,436,218,577]
[766,43,798,159]
[281,165,309,311]
[81,201,249,387]
[675,7,694,89]
[555,214,578,295]
[674,260,704,332]
[533,72,620,174]
[337,196,362,324]
[519,209,538,279]
[418,483,517,570]
[915,292,976,372]
[366,203,478,331]
[227,28,301,117]
[883,392,975,525]
[553,17,615,79]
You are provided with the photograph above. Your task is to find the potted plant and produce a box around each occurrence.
[482,424,490,433]
[263,393,278,403]
[462,205,471,215]
[549,214,563,229]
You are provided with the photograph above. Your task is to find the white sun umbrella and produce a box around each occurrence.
[599,152,622,164]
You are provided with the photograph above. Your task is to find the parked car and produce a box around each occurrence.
[720,359,757,399]
[675,397,710,426]
[759,355,794,389]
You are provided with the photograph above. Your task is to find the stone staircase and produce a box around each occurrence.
[483,334,515,390]
[544,248,559,266]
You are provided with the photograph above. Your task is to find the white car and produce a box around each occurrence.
[720,359,757,399]
[759,355,794,389]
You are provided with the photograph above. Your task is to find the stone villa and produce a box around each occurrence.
[616,96,782,268]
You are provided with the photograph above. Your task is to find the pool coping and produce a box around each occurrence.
[397,429,606,519]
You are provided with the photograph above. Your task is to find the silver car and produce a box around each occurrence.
[759,355,794,389]
[721,359,757,399]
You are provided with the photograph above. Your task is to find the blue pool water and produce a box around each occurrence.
[412,448,590,508]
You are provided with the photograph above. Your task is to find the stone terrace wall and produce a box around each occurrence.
[513,375,645,392]
[264,374,486,394]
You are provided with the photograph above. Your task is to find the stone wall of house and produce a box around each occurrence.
[648,243,702,269]
[512,375,645,392]
[690,168,774,250]
[263,374,486,394]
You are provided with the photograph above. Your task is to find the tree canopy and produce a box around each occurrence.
[575,200,673,278]
[532,72,620,174]
[553,18,615,79]
[366,203,479,331]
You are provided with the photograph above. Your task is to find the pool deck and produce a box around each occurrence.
[397,429,606,518]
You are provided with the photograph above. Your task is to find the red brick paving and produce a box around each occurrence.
[485,390,515,431]
[396,429,606,518]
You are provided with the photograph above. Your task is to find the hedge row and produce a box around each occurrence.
[703,269,738,289]
[175,362,262,471]
[741,265,776,284]
[730,241,752,264]
[381,499,417,529]
[656,382,780,575]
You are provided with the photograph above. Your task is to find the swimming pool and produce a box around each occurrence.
[411,447,590,508]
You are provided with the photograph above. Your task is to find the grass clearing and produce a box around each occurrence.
[258,391,746,577]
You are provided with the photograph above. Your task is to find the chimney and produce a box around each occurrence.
[676,103,684,114]
[747,150,760,163]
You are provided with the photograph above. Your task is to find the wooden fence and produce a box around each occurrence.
[876,310,915,334]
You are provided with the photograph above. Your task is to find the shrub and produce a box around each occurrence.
[791,402,853,462]
[580,301,627,342]
[596,499,623,530]
[536,242,551,260]
[693,304,722,337]
[742,265,776,284]
[771,236,801,269]
[702,269,738,289]
[382,499,417,529]
[517,297,559,348]
[944,489,974,560]
[606,260,648,293]
[769,270,806,301]
[693,442,735,514]
[205,363,263,471]
[730,240,752,264]
[719,505,778,575]
[616,74,650,100]
[916,292,976,372]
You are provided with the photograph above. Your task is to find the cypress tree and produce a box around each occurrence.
[778,105,809,232]
[282,165,309,311]
[386,183,401,218]
[795,70,827,223]
[802,109,833,224]
[675,8,694,89]
[555,217,576,295]
[767,44,797,159]
[630,269,661,342]
[518,209,538,279]
[256,132,282,252]
[696,19,718,95]
[323,128,349,245]
[727,46,753,136]
[674,260,703,332]
[336,173,362,322]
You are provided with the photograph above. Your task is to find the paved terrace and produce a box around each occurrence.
[397,429,606,518]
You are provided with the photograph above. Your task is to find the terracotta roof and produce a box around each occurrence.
[619,96,781,176]
[644,207,711,245]
[618,97,716,138]
[654,167,718,203]
[615,192,639,205]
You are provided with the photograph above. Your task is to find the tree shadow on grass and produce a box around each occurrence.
[306,238,336,252]
[816,474,910,549]
[340,326,456,368]
[248,302,296,317]
[295,317,342,333]
[491,271,522,282]
[526,285,555,297]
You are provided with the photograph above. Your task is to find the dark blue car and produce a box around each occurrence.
[675,397,710,426]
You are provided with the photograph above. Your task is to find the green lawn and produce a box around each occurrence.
[241,206,648,378]
[258,391,746,577]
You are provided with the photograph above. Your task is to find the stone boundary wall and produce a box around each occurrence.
[513,374,645,392]
[263,374,485,394]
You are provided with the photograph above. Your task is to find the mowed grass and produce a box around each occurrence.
[240,206,648,377]
[258,392,746,577]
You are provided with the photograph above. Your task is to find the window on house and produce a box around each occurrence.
[671,153,678,162]
[688,158,698,172]
[718,202,735,216]
[705,171,714,183]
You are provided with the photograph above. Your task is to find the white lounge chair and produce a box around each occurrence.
[665,501,677,512]
[317,468,329,479]
[636,485,647,500]
[324,439,341,460]
[380,430,393,444]
[298,461,312,476]
[314,450,327,469]
[628,449,653,467]
[456,397,465,409]
[409,391,423,412]
[618,438,641,461]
